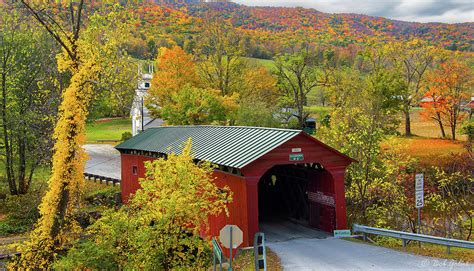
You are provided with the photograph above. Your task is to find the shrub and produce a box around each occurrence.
[54,140,231,270]
[121,131,133,141]
[0,193,42,235]
[53,240,119,271]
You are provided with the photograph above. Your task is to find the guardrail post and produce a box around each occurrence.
[446,246,451,254]
[362,232,367,242]
[402,239,407,250]
[254,232,267,271]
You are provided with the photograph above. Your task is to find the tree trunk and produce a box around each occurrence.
[1,69,18,195]
[451,124,456,141]
[436,113,446,138]
[297,105,305,129]
[404,107,411,136]
[18,131,28,194]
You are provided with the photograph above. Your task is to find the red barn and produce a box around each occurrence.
[116,126,354,247]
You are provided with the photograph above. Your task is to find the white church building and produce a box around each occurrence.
[131,66,164,136]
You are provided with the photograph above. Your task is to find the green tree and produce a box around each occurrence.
[274,48,329,129]
[320,61,403,223]
[160,85,238,125]
[390,39,438,136]
[0,8,61,195]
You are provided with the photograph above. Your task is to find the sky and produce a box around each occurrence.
[232,0,474,23]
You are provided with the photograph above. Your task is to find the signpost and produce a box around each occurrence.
[212,238,224,271]
[415,173,424,244]
[219,225,243,271]
[254,232,267,271]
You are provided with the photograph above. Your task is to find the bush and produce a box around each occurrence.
[54,140,230,270]
[121,131,133,141]
[0,193,42,235]
[0,221,27,236]
[235,100,280,128]
[53,240,119,271]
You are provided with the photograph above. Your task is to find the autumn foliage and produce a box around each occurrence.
[422,59,472,140]
[53,140,232,270]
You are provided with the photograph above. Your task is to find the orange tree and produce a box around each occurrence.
[420,88,448,138]
[424,59,472,140]
[147,45,201,111]
[146,45,239,125]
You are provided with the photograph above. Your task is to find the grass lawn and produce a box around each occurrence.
[243,57,275,71]
[305,105,332,119]
[85,118,131,143]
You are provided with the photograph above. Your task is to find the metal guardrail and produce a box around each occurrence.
[353,224,474,253]
[83,173,120,186]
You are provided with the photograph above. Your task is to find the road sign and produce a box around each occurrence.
[415,173,424,208]
[333,229,351,238]
[289,153,304,161]
[219,225,243,249]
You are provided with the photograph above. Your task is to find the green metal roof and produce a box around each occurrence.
[115,126,301,169]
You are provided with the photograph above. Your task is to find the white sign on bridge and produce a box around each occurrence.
[415,173,424,208]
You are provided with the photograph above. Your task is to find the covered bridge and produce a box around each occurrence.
[115,126,354,247]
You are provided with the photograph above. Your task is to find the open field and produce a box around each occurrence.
[242,57,275,70]
[399,108,467,140]
[86,118,131,143]
[383,137,466,159]
[305,105,332,119]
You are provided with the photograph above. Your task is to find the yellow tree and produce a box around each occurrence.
[53,140,232,270]
[195,14,245,96]
[235,65,279,127]
[11,2,133,269]
[240,66,278,105]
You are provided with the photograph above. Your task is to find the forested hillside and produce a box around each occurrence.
[122,1,473,59]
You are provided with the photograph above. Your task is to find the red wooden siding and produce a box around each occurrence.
[207,171,249,246]
[120,153,154,203]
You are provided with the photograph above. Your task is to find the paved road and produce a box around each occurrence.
[262,220,473,271]
[84,144,121,180]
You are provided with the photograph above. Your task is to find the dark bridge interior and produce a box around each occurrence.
[258,164,322,224]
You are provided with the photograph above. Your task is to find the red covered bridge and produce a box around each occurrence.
[115,126,354,247]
